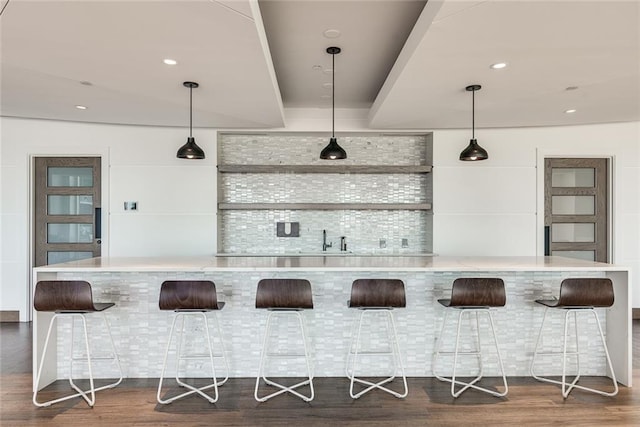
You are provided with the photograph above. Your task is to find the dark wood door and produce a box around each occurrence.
[34,157,101,266]
[544,158,608,262]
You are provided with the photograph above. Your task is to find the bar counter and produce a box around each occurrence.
[32,255,631,390]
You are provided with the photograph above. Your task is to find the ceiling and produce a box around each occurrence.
[1,0,639,130]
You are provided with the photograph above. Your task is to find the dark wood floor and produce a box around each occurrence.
[2,321,640,426]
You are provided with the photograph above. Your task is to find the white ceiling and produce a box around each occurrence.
[1,0,639,130]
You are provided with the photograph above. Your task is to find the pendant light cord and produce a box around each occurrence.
[189,85,193,138]
[332,51,335,138]
[471,88,475,140]
[0,0,11,18]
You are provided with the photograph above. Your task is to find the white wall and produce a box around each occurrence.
[1,115,639,320]
[1,117,217,321]
[432,123,640,305]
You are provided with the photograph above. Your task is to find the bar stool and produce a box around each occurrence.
[157,280,229,404]
[346,278,408,399]
[33,280,123,407]
[530,277,618,398]
[432,277,508,398]
[254,278,314,402]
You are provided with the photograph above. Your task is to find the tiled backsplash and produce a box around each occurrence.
[218,133,433,254]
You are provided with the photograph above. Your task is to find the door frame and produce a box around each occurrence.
[536,150,614,262]
[28,150,109,322]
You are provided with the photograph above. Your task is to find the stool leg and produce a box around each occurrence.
[33,314,96,407]
[67,314,96,407]
[170,312,219,403]
[34,312,122,408]
[348,310,407,399]
[450,311,485,397]
[157,313,181,404]
[591,309,619,396]
[450,309,468,397]
[432,308,450,382]
[530,307,549,380]
[70,312,123,396]
[485,310,508,397]
[211,312,229,386]
[561,310,581,398]
[158,312,226,404]
[435,309,507,398]
[387,310,408,398]
[531,308,618,397]
[99,312,124,390]
[255,311,314,402]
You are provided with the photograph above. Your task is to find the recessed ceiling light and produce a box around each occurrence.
[490,62,507,69]
[322,82,333,89]
[163,58,177,65]
[565,86,579,91]
[323,68,333,75]
[323,29,341,38]
[79,81,93,86]
[75,105,87,110]
[312,65,322,71]
[565,109,577,114]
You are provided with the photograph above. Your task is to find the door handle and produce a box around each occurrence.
[544,226,550,256]
[95,207,102,240]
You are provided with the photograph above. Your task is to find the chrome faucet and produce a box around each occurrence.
[322,229,332,251]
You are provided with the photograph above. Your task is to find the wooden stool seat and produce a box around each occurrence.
[159,280,225,311]
[255,278,313,309]
[348,278,406,308]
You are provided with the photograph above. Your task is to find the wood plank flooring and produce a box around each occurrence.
[1,321,640,426]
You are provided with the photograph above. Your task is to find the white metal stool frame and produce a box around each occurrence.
[530,306,618,398]
[432,306,508,398]
[254,309,315,402]
[346,307,408,399]
[33,311,123,407]
[157,310,229,404]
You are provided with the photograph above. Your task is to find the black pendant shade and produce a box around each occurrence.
[459,84,488,161]
[177,136,205,160]
[320,46,347,160]
[320,137,347,160]
[177,81,205,160]
[459,139,488,161]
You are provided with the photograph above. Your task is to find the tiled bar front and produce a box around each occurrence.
[32,257,631,389]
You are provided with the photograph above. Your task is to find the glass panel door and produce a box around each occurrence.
[34,157,101,266]
[544,158,608,262]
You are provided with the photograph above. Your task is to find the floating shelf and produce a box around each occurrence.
[218,203,432,211]
[217,165,432,174]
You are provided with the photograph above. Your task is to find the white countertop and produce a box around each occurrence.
[33,255,626,273]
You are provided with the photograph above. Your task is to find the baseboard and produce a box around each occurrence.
[0,311,20,322]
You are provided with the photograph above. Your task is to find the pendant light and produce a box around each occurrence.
[176,81,205,159]
[459,84,488,161]
[320,46,347,160]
